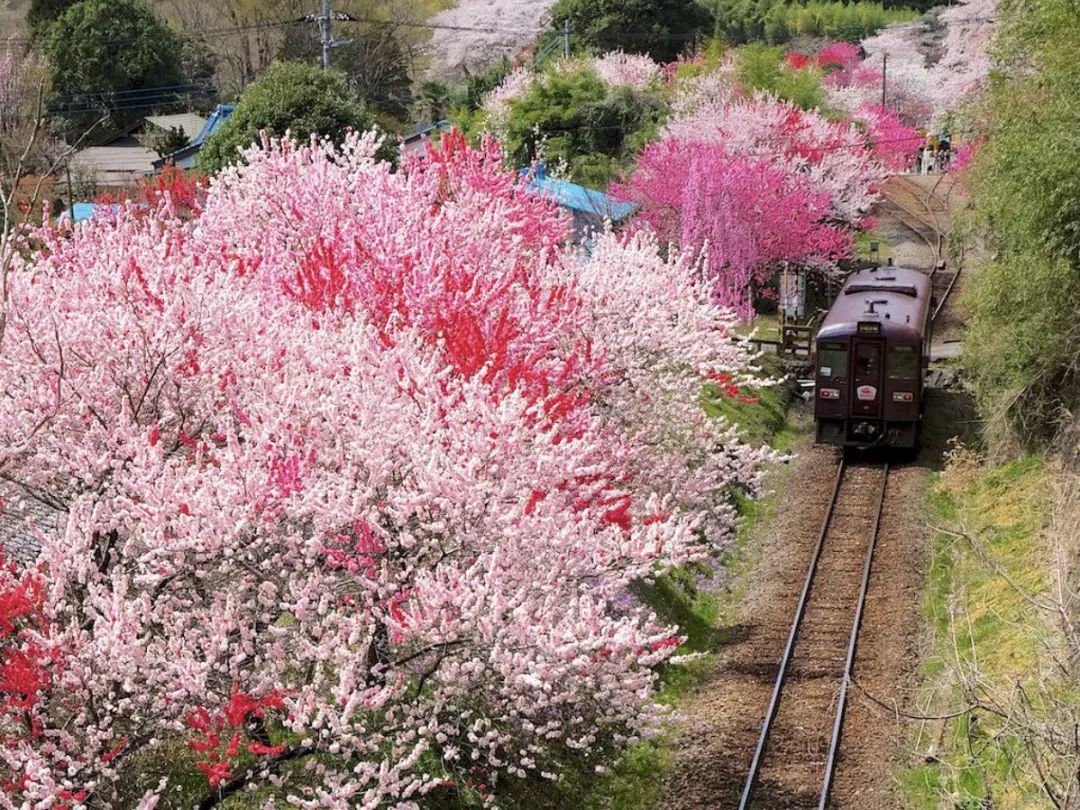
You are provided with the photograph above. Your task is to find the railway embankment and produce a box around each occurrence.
[899,451,1080,807]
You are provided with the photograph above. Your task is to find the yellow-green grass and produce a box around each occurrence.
[900,454,1056,809]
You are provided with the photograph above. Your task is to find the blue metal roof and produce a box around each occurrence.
[154,104,235,170]
[521,164,636,222]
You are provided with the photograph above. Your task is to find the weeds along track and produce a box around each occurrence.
[738,460,889,810]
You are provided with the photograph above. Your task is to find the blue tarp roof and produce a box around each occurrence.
[71,202,121,223]
[521,164,636,222]
[154,104,235,170]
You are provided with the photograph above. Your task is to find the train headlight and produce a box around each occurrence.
[819,388,840,400]
[892,392,914,402]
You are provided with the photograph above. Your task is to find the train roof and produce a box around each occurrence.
[817,265,932,341]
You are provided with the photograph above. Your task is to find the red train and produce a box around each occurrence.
[813,264,932,449]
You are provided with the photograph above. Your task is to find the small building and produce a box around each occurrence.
[153,104,235,171]
[521,164,637,243]
[68,114,208,188]
[399,120,453,157]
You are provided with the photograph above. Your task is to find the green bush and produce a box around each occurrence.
[45,0,188,137]
[502,68,667,187]
[735,43,825,108]
[199,62,394,175]
[713,0,918,44]
[548,0,714,62]
[965,0,1080,447]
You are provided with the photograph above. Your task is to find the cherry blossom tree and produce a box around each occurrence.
[614,138,851,316]
[663,90,885,226]
[0,130,771,807]
[591,51,663,89]
[614,81,889,313]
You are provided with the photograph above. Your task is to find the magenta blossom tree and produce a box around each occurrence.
[614,138,851,316]
[0,130,772,807]
[616,89,887,315]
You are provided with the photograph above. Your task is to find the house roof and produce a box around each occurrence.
[68,136,159,185]
[521,164,637,222]
[145,113,208,138]
[403,119,453,143]
[154,104,235,170]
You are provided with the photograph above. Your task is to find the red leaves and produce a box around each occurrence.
[524,489,548,516]
[281,236,355,315]
[0,557,56,728]
[148,425,160,447]
[601,496,633,534]
[197,760,232,787]
[247,741,286,756]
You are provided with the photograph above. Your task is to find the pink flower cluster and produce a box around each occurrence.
[617,84,891,314]
[839,0,995,126]
[592,51,663,88]
[0,130,771,806]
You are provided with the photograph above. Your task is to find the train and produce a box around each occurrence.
[813,263,932,450]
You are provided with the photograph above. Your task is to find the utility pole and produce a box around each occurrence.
[309,0,354,70]
[880,52,887,112]
[562,19,571,58]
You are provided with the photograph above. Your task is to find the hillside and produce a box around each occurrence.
[425,0,559,77]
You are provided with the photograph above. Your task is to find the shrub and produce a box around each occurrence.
[199,61,392,174]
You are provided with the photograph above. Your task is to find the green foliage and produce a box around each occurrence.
[965,0,1080,448]
[278,24,413,123]
[711,0,918,44]
[735,43,825,108]
[464,58,512,111]
[548,0,714,62]
[45,0,188,136]
[199,62,394,175]
[502,68,667,187]
[26,0,79,41]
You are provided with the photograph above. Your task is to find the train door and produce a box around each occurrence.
[851,340,883,417]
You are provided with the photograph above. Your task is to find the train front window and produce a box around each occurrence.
[888,345,920,379]
[817,343,848,378]
[855,342,879,374]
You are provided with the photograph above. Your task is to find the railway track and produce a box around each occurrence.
[737,459,889,809]
[883,176,960,324]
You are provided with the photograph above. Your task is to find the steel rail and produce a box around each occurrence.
[932,266,962,324]
[887,177,962,323]
[817,464,890,810]
[886,179,943,262]
[737,459,847,810]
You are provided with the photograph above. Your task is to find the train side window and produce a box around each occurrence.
[817,343,848,378]
[888,345,920,379]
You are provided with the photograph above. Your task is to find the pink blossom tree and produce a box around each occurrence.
[0,130,771,807]
[614,138,851,316]
[615,86,890,314]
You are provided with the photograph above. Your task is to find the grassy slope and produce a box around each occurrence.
[900,453,1056,808]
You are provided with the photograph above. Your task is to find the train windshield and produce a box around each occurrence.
[888,345,920,379]
[817,342,848,378]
